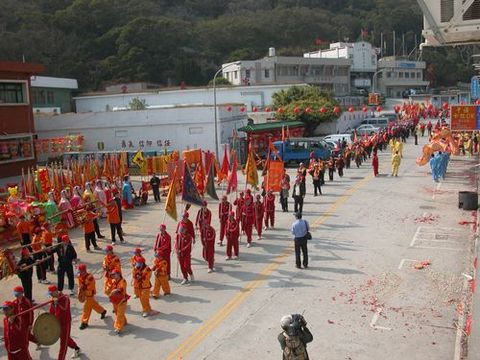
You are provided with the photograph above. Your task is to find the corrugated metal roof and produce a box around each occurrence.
[238,121,304,132]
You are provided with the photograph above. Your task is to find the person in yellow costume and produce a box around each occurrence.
[132,256,153,317]
[394,138,403,158]
[102,245,121,295]
[77,263,106,330]
[389,138,396,154]
[109,268,129,335]
[391,150,401,177]
[151,252,171,299]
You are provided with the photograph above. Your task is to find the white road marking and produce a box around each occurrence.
[414,246,463,251]
[432,182,442,200]
[410,227,421,247]
[398,258,420,270]
[369,307,392,331]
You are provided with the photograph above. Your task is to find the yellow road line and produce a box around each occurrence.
[166,174,374,360]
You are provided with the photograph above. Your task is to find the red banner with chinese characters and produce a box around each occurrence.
[451,105,477,130]
[266,160,284,192]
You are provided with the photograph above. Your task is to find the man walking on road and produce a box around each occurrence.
[150,173,161,202]
[391,150,401,177]
[290,213,309,269]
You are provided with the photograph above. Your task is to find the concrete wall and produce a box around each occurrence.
[74,84,300,113]
[34,106,248,156]
[313,111,367,135]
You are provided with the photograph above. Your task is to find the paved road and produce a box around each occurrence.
[0,134,476,360]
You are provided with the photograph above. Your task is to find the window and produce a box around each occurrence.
[47,91,54,104]
[386,72,391,78]
[264,69,270,78]
[416,72,421,78]
[411,72,416,78]
[0,82,26,104]
[234,71,238,80]
[405,72,410,78]
[245,69,251,78]
[398,72,403,78]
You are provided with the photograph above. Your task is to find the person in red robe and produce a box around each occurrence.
[218,195,231,246]
[202,224,216,273]
[254,194,265,240]
[225,212,240,260]
[48,285,81,359]
[176,212,195,241]
[12,286,36,347]
[2,300,32,360]
[372,151,379,177]
[263,190,275,230]
[175,221,194,284]
[242,196,255,247]
[195,200,212,243]
[233,192,245,232]
[154,224,172,278]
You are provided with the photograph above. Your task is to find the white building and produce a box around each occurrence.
[304,41,378,90]
[376,57,429,98]
[34,105,247,157]
[221,50,351,96]
[74,84,301,113]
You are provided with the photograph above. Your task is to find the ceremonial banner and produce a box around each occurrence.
[181,161,204,207]
[165,167,178,221]
[227,153,238,194]
[266,160,284,192]
[245,145,258,188]
[451,105,478,130]
[132,149,146,168]
[206,162,219,200]
[218,144,230,182]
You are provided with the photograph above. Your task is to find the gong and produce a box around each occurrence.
[33,312,61,346]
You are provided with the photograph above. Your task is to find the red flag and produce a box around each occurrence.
[227,152,238,194]
[218,144,230,182]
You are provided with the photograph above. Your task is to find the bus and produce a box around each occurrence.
[273,138,331,164]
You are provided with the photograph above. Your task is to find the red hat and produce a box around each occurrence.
[13,286,24,293]
[105,245,113,252]
[48,285,58,293]
[159,224,166,230]
[246,189,251,194]
[202,200,207,206]
[222,195,227,200]
[34,227,41,233]
[78,263,87,272]
[21,248,30,256]
[134,256,145,263]
[183,212,189,218]
[134,248,142,254]
[2,301,14,309]
[60,234,70,243]
[111,268,121,275]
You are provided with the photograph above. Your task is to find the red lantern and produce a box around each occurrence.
[226,106,232,112]
[393,105,400,113]
[476,100,480,105]
[305,107,312,113]
[362,106,368,113]
[376,106,382,112]
[442,102,449,110]
[277,107,284,113]
[333,106,341,114]
[265,107,271,112]
[252,106,258,112]
[348,107,354,113]
[320,107,326,114]
[240,106,246,112]
[293,107,300,114]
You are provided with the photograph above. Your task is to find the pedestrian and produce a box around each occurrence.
[202,223,216,273]
[149,173,161,202]
[2,300,33,360]
[107,199,124,245]
[41,223,56,273]
[312,164,322,196]
[280,170,290,212]
[77,263,106,330]
[225,211,240,260]
[12,285,36,347]
[56,235,77,296]
[109,269,129,335]
[234,192,245,232]
[278,314,313,360]
[195,200,212,238]
[154,224,171,278]
[218,195,231,245]
[336,156,345,177]
[372,151,379,177]
[132,257,153,317]
[292,178,304,216]
[16,215,32,247]
[83,210,101,252]
[429,154,439,182]
[121,175,134,209]
[242,195,255,247]
[391,150,401,177]
[263,190,275,230]
[290,212,310,269]
[254,194,265,240]
[175,220,195,284]
[112,189,124,237]
[327,156,335,181]
[102,245,121,296]
[151,252,171,298]
[16,248,34,302]
[31,227,48,284]
[48,285,81,359]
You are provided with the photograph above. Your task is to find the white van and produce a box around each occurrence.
[322,134,352,145]
[360,117,392,128]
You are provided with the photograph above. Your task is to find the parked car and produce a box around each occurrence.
[349,124,380,136]
[360,117,392,129]
[322,134,353,145]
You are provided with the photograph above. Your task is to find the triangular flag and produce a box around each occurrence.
[227,152,238,195]
[218,144,230,182]
[164,166,178,221]
[132,149,146,168]
[206,162,219,200]
[194,163,205,195]
[245,144,259,188]
[181,161,204,207]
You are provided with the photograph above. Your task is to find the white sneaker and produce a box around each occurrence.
[233,256,238,260]
[114,329,120,335]
[142,312,148,318]
[190,274,194,281]
[247,243,251,248]
[212,267,216,271]
[71,348,81,358]
[111,242,116,246]
[208,269,212,273]
[264,226,268,231]
[225,257,231,261]
[181,279,188,285]
[257,237,261,241]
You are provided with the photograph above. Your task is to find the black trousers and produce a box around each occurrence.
[280,196,288,212]
[93,218,103,237]
[110,223,124,243]
[19,275,33,301]
[293,197,304,215]
[84,232,99,250]
[414,134,418,145]
[294,237,308,268]
[46,250,55,272]
[328,168,334,181]
[152,187,161,202]
[338,167,344,177]
[21,233,31,246]
[33,252,47,281]
[57,264,75,291]
[313,180,322,196]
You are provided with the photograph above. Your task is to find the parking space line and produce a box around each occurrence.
[410,227,421,247]
[398,259,420,270]
[414,246,463,251]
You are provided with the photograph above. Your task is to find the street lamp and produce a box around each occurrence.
[372,69,382,94]
[213,62,240,160]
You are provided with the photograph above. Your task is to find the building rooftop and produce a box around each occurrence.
[0,61,44,74]
[30,76,78,89]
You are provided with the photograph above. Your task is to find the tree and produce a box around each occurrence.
[208,77,232,86]
[129,97,148,110]
[272,85,340,136]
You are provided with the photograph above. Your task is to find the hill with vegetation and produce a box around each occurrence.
[0,0,475,90]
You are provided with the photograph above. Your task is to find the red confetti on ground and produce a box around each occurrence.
[327,320,335,324]
[414,214,439,224]
[458,220,475,225]
[414,260,432,270]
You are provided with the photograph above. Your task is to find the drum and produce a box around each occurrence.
[78,290,86,303]
[33,312,61,345]
[109,291,123,305]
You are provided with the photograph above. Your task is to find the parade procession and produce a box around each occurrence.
[1,95,478,359]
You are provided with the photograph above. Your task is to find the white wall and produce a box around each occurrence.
[74,84,302,113]
[313,111,367,135]
[34,106,247,156]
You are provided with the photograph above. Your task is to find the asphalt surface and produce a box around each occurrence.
[0,132,476,360]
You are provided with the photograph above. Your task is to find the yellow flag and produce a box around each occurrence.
[245,145,258,187]
[132,149,146,168]
[164,167,177,221]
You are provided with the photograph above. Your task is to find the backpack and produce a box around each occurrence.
[283,332,308,360]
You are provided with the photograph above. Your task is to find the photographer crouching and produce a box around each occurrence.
[278,314,313,360]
